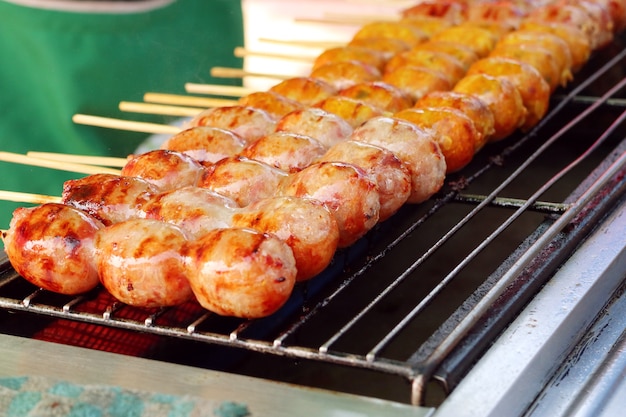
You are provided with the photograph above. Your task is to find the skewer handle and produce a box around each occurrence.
[294,17,368,26]
[210,66,292,80]
[27,152,128,168]
[142,93,238,108]
[184,83,256,97]
[72,114,181,134]
[258,37,344,48]
[233,47,316,62]
[119,101,203,117]
[0,190,62,205]
[0,151,122,175]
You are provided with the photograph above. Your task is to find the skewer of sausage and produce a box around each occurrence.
[111,0,624,316]
[180,105,443,224]
[191,108,442,221]
[144,186,339,281]
[68,0,620,211]
[2,203,298,318]
[123,150,380,248]
[150,0,616,244]
[60,169,340,281]
[52,0,600,240]
[0,151,338,282]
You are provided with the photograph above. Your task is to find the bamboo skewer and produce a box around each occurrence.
[233,46,316,62]
[184,83,257,97]
[72,114,181,135]
[294,16,373,26]
[0,190,62,205]
[321,12,397,24]
[143,93,238,108]
[210,66,293,80]
[258,38,345,48]
[119,101,204,117]
[26,152,128,168]
[295,12,398,26]
[0,151,122,176]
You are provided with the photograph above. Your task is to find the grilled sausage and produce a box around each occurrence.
[161,126,246,164]
[94,218,193,308]
[183,227,297,318]
[189,105,277,144]
[318,140,411,221]
[62,173,158,226]
[394,106,481,173]
[3,203,104,295]
[275,107,353,148]
[349,116,446,204]
[277,161,380,247]
[241,131,327,173]
[121,149,206,191]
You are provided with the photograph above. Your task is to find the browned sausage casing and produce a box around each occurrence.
[198,156,287,207]
[275,107,353,149]
[232,196,340,281]
[269,77,337,107]
[415,90,495,150]
[315,96,387,128]
[121,149,205,191]
[318,140,412,221]
[62,173,158,226]
[394,107,480,173]
[94,218,193,308]
[453,73,527,141]
[339,81,413,113]
[466,57,550,131]
[350,116,446,204]
[184,227,297,319]
[241,131,327,173]
[277,161,380,248]
[3,203,104,295]
[237,91,304,119]
[189,105,277,145]
[161,126,246,164]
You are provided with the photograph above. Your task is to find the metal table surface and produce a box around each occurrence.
[0,332,434,417]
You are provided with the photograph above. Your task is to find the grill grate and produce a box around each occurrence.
[1,34,626,407]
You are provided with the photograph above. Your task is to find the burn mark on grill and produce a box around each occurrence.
[489,155,505,166]
[448,176,469,191]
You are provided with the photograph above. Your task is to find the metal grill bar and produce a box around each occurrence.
[0,34,625,407]
[376,103,626,366]
[320,77,626,364]
[411,117,626,406]
[454,194,570,214]
[280,45,626,364]
[552,95,626,107]
[0,287,414,376]
[272,191,455,349]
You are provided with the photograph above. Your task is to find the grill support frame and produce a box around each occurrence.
[418,126,626,404]
[432,183,626,417]
[0,31,625,413]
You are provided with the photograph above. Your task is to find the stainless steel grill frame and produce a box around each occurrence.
[1,32,625,413]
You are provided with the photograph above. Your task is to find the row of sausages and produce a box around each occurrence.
[3,0,623,318]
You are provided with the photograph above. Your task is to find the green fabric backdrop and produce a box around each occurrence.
[0,0,244,238]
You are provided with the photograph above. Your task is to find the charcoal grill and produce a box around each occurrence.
[1,19,626,417]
